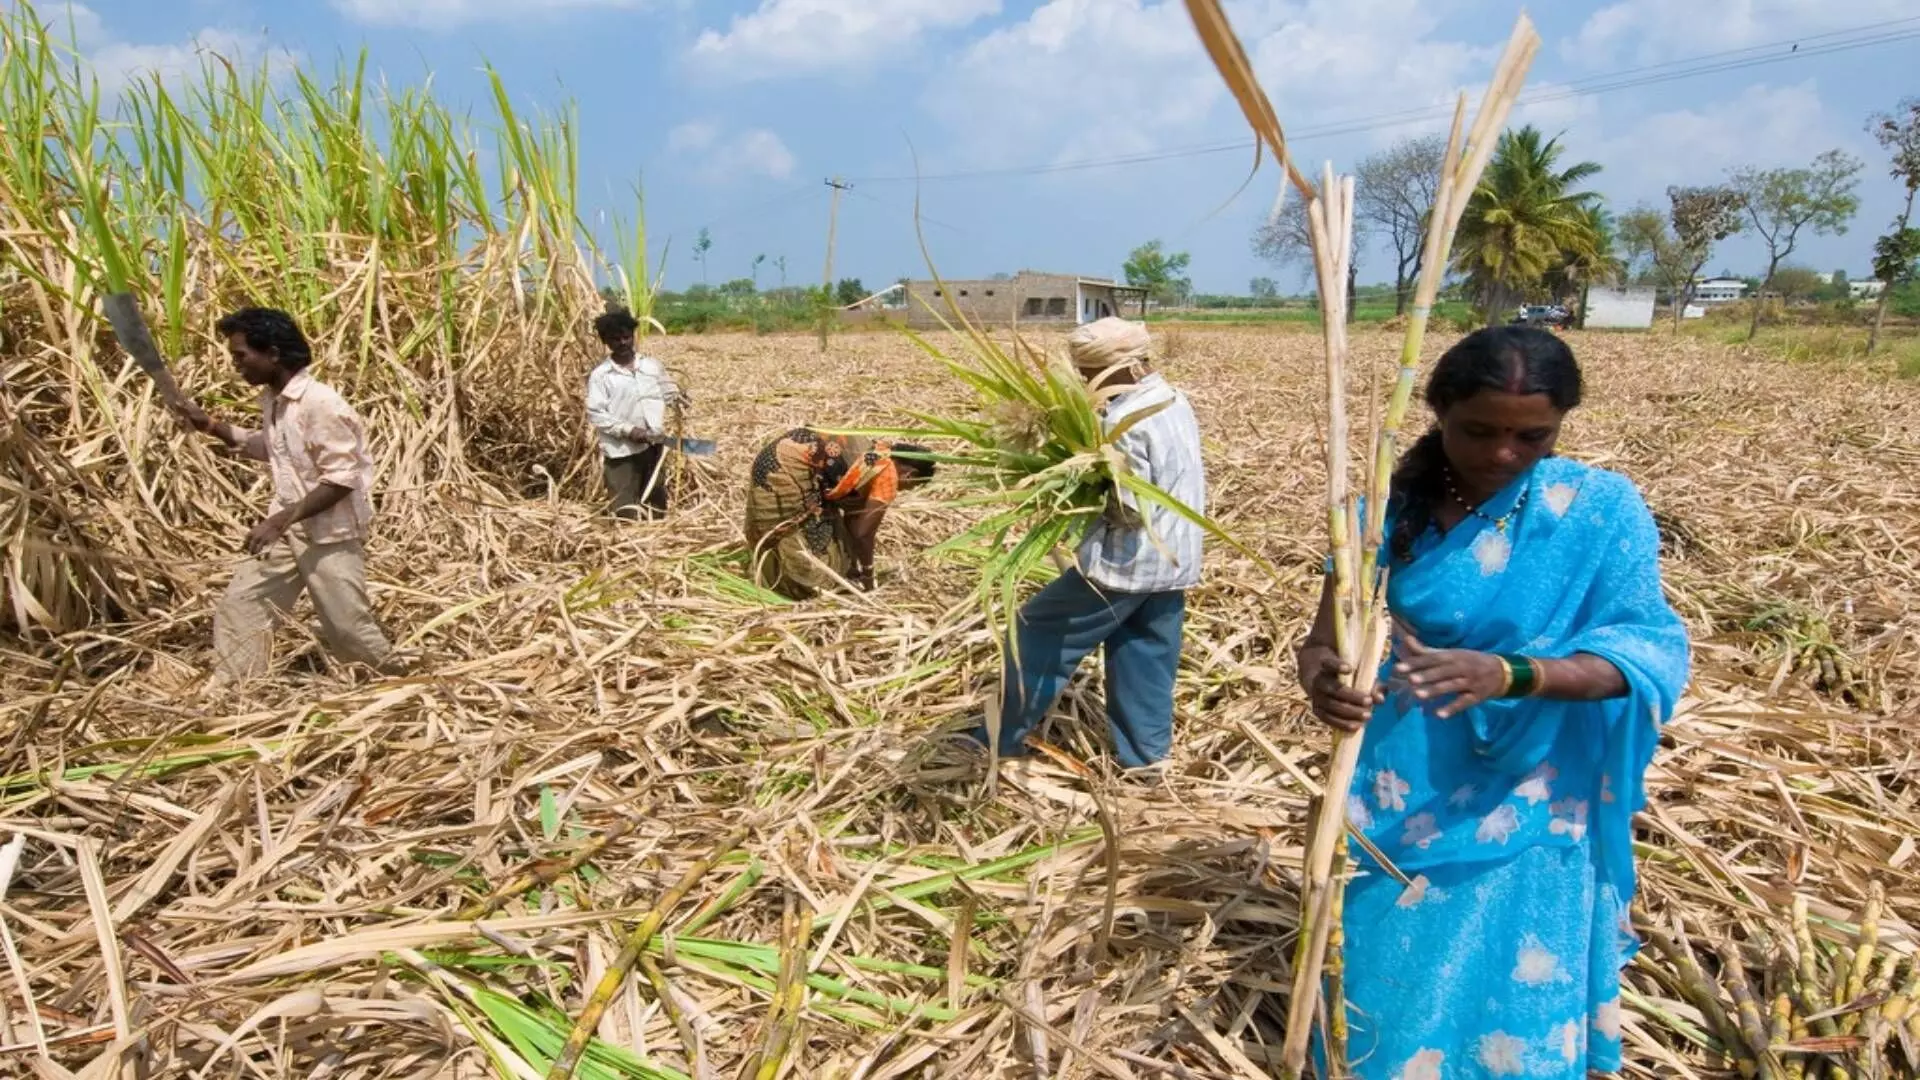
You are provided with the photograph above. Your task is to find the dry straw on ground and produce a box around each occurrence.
[4,322,1918,1078]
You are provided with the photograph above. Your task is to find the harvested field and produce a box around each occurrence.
[4,325,1919,1079]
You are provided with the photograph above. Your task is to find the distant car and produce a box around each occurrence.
[1511,304,1572,329]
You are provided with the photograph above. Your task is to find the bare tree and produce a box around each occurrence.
[1622,187,1745,329]
[1867,98,1920,353]
[1355,135,1446,314]
[1731,150,1864,340]
[1253,190,1365,321]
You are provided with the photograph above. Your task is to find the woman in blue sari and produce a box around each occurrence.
[1298,326,1690,1079]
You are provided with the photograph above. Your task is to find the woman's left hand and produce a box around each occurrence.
[1394,625,1509,719]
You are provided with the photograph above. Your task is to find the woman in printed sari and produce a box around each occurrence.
[1298,326,1690,1079]
[744,428,935,599]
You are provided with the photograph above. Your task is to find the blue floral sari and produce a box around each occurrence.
[1331,456,1690,1079]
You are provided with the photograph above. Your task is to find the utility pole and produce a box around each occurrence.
[820,176,851,352]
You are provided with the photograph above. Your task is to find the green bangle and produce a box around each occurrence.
[1501,654,1539,698]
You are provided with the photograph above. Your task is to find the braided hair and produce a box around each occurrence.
[1388,326,1582,562]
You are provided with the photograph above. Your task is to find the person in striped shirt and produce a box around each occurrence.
[977,317,1207,772]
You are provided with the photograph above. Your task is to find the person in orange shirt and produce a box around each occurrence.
[176,308,399,681]
[743,429,935,598]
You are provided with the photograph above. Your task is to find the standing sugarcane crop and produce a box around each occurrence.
[175,308,403,683]
[1295,327,1691,1077]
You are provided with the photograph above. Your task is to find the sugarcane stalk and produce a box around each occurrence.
[1326,832,1351,1069]
[1771,938,1810,1080]
[1720,940,1779,1080]
[1281,608,1387,1073]
[1651,926,1754,1076]
[742,890,808,1080]
[638,954,703,1075]
[1858,950,1900,1069]
[545,825,749,1080]
[1356,100,1464,602]
[1790,895,1850,1080]
[1881,960,1919,1032]
[1839,884,1883,1035]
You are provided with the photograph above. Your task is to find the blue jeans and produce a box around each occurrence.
[985,569,1186,769]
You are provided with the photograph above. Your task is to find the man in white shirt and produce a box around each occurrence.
[978,317,1206,771]
[585,309,685,519]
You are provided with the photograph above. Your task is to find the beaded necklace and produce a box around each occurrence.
[1445,471,1530,534]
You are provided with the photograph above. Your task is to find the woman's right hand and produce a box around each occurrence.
[1301,648,1383,733]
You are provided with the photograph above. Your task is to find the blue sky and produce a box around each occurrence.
[33,0,1920,294]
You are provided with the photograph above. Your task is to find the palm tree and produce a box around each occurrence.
[1547,206,1624,328]
[1453,126,1605,325]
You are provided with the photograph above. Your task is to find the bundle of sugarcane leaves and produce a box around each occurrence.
[851,316,1273,637]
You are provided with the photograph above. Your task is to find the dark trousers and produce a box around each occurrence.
[604,446,668,520]
[984,568,1186,769]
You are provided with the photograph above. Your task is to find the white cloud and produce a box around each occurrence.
[918,0,1881,214]
[689,0,1001,80]
[330,0,648,30]
[668,121,720,154]
[924,0,1218,167]
[5,0,105,46]
[668,121,798,181]
[1584,81,1851,204]
[924,0,1492,169]
[1568,0,1917,66]
[91,30,299,95]
[5,2,298,95]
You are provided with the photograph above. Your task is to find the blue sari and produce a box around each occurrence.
[1332,457,1689,1079]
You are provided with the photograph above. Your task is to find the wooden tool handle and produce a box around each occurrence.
[101,292,188,410]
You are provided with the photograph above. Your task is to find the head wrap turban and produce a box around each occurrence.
[1067,317,1151,372]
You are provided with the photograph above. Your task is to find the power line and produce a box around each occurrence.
[845,17,1920,185]
[692,180,821,235]
[847,186,964,233]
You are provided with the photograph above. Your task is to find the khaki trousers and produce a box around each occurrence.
[212,535,395,680]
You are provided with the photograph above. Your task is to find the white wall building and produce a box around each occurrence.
[1850,280,1886,301]
[1585,286,1655,329]
[1692,278,1748,303]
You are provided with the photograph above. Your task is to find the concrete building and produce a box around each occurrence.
[902,270,1149,330]
[1692,278,1748,304]
[1583,286,1655,329]
[1850,279,1886,301]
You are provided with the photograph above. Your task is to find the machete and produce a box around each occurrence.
[100,293,190,412]
[660,436,717,457]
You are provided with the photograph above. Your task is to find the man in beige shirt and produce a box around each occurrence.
[177,307,398,681]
